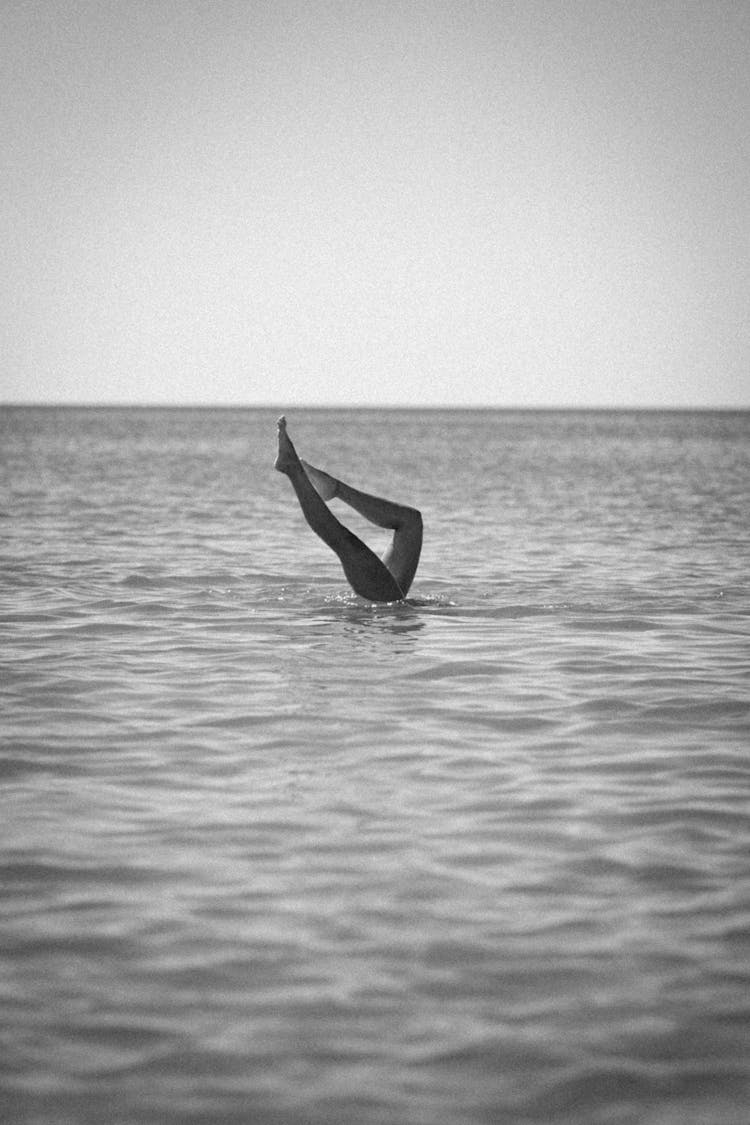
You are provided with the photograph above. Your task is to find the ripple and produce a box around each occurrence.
[3,406,749,1125]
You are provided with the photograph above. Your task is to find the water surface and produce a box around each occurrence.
[2,407,749,1124]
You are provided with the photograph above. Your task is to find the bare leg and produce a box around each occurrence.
[302,457,422,596]
[275,417,405,602]
[299,460,337,501]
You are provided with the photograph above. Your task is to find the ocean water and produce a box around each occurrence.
[1,405,749,1125]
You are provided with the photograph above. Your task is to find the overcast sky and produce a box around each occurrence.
[2,0,748,407]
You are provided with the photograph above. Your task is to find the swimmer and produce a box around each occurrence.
[274,415,422,602]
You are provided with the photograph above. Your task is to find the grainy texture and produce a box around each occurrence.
[1,406,749,1125]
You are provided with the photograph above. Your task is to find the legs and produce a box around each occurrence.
[301,460,423,596]
[274,417,422,601]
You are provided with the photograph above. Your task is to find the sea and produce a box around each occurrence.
[1,405,749,1125]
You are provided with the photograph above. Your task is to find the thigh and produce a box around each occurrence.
[338,529,405,602]
[381,519,423,597]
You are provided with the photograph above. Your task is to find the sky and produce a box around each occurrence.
[2,0,749,408]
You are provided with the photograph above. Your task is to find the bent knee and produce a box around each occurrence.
[402,506,422,532]
[406,508,423,542]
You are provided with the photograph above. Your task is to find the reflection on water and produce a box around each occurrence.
[1,407,749,1125]
[327,597,428,640]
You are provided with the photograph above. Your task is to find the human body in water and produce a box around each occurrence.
[274,416,422,602]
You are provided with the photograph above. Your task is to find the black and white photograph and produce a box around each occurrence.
[2,2,749,1123]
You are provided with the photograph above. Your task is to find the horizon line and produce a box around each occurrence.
[2,401,749,412]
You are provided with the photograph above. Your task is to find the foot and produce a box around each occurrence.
[274,415,301,474]
[300,459,338,501]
